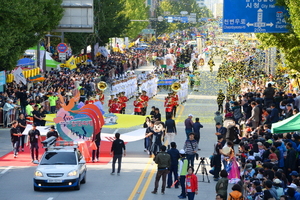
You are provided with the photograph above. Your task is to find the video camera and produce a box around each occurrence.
[41,136,57,149]
[200,157,205,161]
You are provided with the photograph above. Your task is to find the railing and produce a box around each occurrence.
[1,107,21,128]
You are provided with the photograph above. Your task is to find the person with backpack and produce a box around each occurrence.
[216,170,229,200]
[228,184,243,200]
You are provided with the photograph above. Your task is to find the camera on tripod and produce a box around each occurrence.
[195,156,210,183]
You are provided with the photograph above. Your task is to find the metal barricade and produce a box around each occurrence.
[3,107,20,128]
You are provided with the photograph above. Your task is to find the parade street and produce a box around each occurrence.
[0,65,229,200]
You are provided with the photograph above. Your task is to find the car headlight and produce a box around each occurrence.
[67,170,77,177]
[35,170,43,177]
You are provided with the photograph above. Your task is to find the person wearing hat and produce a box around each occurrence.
[289,171,299,180]
[140,90,149,116]
[133,96,143,115]
[244,163,255,180]
[27,123,41,162]
[184,114,194,140]
[46,125,59,139]
[110,98,121,114]
[108,95,114,113]
[178,149,189,199]
[273,178,284,197]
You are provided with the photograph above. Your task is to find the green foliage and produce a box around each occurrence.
[0,0,63,71]
[157,0,212,35]
[65,0,131,51]
[124,0,149,39]
[256,0,300,71]
[94,0,130,45]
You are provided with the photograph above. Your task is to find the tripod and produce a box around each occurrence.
[195,157,210,183]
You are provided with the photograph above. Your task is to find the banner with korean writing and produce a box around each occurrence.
[158,79,178,86]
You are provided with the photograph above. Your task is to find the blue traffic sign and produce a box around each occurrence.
[57,43,68,53]
[223,0,289,33]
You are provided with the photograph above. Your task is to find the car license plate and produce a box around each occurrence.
[48,179,62,183]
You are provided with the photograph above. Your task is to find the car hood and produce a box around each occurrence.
[37,165,78,172]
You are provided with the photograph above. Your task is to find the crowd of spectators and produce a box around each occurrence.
[215,80,300,199]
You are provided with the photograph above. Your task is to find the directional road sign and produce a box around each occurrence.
[223,0,289,33]
[57,43,68,53]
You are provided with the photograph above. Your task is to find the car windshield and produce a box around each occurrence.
[40,152,77,165]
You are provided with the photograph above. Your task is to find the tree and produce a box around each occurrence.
[124,0,149,39]
[256,0,300,71]
[0,0,63,71]
[157,0,212,35]
[64,0,131,53]
[94,0,130,46]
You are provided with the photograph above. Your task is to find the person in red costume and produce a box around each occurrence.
[133,96,143,115]
[120,92,128,114]
[111,98,121,114]
[164,94,173,120]
[99,90,104,105]
[108,95,114,113]
[140,90,149,116]
[85,97,94,105]
[171,92,179,118]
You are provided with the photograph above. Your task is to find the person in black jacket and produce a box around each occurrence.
[92,130,101,162]
[285,142,297,182]
[165,115,177,150]
[166,142,180,188]
[110,133,126,175]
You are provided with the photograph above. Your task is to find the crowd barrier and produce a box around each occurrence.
[1,108,20,128]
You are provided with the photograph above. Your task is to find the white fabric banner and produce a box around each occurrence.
[13,67,27,85]
[23,125,146,143]
[39,50,45,70]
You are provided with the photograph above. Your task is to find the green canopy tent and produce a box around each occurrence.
[271,113,300,134]
[25,46,61,68]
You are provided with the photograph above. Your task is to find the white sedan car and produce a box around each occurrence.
[33,145,87,191]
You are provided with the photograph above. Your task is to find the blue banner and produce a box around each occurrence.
[0,71,6,85]
[158,79,178,86]
[223,0,289,33]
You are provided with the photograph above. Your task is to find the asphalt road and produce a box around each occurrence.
[0,63,232,200]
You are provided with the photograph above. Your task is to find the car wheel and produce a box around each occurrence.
[34,186,40,191]
[74,179,81,190]
[81,173,86,184]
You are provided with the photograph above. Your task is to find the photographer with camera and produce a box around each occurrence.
[183,132,198,168]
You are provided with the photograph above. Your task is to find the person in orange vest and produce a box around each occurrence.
[120,92,128,114]
[108,95,114,113]
[111,98,121,114]
[164,94,173,120]
[171,92,179,118]
[133,96,143,115]
[99,90,104,105]
[140,90,149,116]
